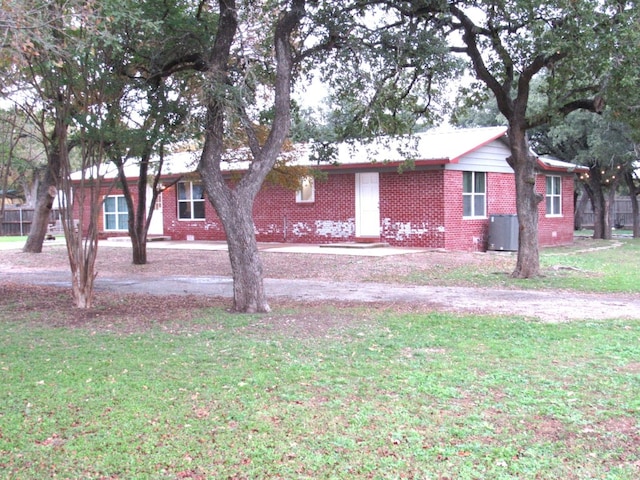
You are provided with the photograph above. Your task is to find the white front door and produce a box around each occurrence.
[147,189,164,235]
[355,172,380,238]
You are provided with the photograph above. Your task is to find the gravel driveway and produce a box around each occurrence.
[1,240,639,322]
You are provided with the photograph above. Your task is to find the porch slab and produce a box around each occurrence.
[319,242,389,249]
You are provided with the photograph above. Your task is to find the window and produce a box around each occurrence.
[296,176,315,203]
[154,192,163,211]
[178,181,205,220]
[463,171,486,218]
[104,195,128,231]
[546,176,562,216]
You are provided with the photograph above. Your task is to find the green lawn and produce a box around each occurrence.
[0,236,27,243]
[401,237,640,294]
[2,306,638,479]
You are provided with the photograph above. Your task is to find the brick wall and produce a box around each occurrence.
[380,169,446,248]
[74,183,140,240]
[143,168,578,250]
[163,174,357,243]
[537,174,576,247]
[441,171,518,251]
[163,183,226,241]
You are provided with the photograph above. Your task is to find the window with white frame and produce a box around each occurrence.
[462,171,486,218]
[104,195,128,231]
[546,175,562,216]
[154,192,163,211]
[178,181,205,220]
[296,176,315,203]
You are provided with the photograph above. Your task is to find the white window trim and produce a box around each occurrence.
[178,181,206,221]
[296,176,315,203]
[462,171,487,219]
[103,194,128,231]
[546,175,562,217]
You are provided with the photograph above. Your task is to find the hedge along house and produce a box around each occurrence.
[75,126,587,251]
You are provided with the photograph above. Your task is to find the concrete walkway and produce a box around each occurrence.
[0,237,432,257]
[102,237,432,257]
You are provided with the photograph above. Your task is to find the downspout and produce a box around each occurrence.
[283,214,287,243]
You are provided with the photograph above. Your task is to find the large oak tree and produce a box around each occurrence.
[196,0,306,312]
[318,0,634,277]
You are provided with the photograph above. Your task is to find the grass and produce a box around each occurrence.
[402,237,640,294]
[1,306,639,479]
[0,236,27,243]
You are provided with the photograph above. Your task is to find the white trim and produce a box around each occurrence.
[462,171,487,219]
[103,194,128,231]
[545,175,562,217]
[296,176,315,203]
[355,172,380,237]
[177,181,206,221]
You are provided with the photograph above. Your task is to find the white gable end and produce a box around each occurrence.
[445,139,514,173]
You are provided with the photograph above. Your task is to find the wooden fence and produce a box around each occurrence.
[580,197,633,229]
[0,208,60,236]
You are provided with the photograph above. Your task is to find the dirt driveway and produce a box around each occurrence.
[1,240,640,322]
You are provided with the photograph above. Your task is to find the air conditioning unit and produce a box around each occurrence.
[488,214,519,251]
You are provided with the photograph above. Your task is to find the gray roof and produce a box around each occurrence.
[72,126,584,179]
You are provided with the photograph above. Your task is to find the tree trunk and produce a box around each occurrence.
[625,171,640,238]
[591,191,605,239]
[61,152,101,309]
[131,233,148,265]
[574,185,590,230]
[197,0,303,313]
[507,127,542,278]
[585,166,614,240]
[603,188,615,240]
[66,223,99,309]
[223,195,269,313]
[114,153,153,266]
[23,127,64,253]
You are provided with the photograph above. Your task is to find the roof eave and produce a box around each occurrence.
[536,158,589,174]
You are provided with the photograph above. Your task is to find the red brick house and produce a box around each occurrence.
[77,126,587,251]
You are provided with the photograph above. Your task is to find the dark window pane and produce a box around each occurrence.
[192,183,205,200]
[475,172,485,193]
[463,172,472,193]
[179,202,190,219]
[178,182,189,200]
[193,200,205,219]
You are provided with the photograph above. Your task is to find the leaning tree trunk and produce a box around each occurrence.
[507,127,542,278]
[23,152,61,252]
[24,117,67,252]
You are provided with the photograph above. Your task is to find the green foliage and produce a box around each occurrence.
[307,2,461,139]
